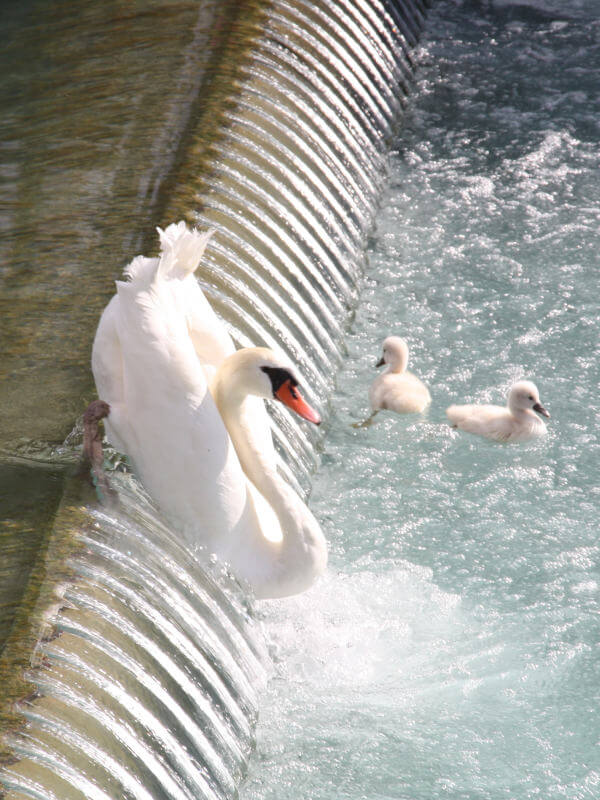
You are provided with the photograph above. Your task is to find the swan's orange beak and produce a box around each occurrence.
[275,380,321,425]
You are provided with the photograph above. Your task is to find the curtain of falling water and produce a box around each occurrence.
[163,0,429,491]
[1,475,267,800]
[1,1,429,799]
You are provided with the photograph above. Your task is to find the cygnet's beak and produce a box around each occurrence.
[275,380,321,425]
[533,402,550,418]
[376,356,385,368]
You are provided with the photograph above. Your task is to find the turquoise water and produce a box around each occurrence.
[241,2,600,798]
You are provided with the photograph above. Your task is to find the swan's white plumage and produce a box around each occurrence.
[92,222,326,598]
[446,380,550,442]
[369,336,431,414]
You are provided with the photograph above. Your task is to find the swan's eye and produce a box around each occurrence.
[528,395,534,401]
[261,365,297,397]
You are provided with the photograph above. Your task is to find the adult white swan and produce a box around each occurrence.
[446,380,550,442]
[92,221,327,598]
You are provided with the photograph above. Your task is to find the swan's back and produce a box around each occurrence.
[446,402,547,442]
[446,403,511,440]
[369,336,430,414]
[92,223,247,539]
[369,371,431,414]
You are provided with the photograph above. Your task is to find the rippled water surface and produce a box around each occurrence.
[242,2,600,798]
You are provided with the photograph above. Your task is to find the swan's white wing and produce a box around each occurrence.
[92,232,249,543]
[91,295,129,455]
[447,404,514,441]
[370,372,430,413]
[178,277,235,378]
[155,223,235,377]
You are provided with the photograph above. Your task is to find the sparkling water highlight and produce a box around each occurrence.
[242,2,600,798]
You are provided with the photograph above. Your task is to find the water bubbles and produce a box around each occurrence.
[243,2,600,799]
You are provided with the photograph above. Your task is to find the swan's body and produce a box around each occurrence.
[369,336,431,414]
[446,380,550,442]
[92,222,326,598]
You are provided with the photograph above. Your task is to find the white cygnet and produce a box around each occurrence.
[369,336,431,414]
[446,380,550,442]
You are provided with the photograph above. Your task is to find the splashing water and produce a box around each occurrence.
[242,2,600,799]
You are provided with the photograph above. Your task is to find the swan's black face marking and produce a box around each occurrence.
[261,366,299,398]
[263,365,321,424]
[376,346,388,368]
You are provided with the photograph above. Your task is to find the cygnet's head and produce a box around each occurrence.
[222,347,321,424]
[376,336,409,373]
[507,380,550,418]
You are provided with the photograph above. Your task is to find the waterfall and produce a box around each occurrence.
[0,1,429,798]
[2,476,265,800]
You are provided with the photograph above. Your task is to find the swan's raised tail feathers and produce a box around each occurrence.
[120,222,215,287]
[155,222,215,282]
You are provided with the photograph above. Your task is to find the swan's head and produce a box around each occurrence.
[218,347,321,425]
[376,336,409,373]
[508,380,550,418]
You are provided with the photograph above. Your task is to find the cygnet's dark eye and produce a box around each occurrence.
[528,395,534,400]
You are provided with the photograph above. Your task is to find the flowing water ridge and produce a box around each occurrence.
[2,476,266,800]
[165,0,430,492]
[242,2,600,798]
[1,2,429,798]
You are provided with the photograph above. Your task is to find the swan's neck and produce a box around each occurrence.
[387,356,408,374]
[510,405,535,419]
[509,406,545,433]
[211,370,326,597]
[222,395,289,510]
